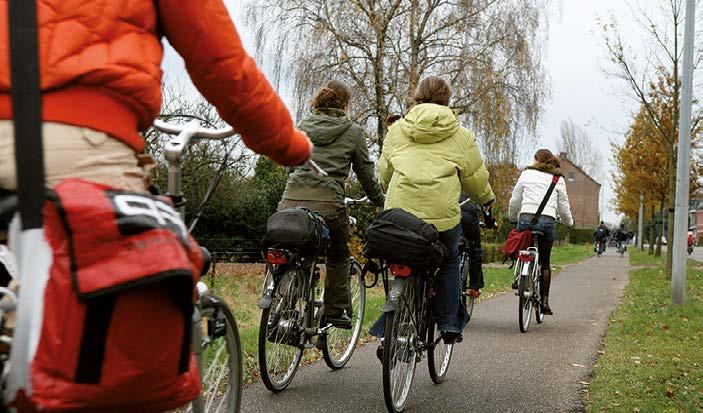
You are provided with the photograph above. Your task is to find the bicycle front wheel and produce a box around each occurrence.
[518,264,533,333]
[460,255,474,321]
[322,260,366,369]
[189,295,242,413]
[383,279,418,413]
[258,270,304,393]
[427,318,453,384]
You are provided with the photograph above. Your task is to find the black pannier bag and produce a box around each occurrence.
[364,208,447,269]
[262,207,330,255]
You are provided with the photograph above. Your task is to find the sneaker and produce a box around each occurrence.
[511,280,518,290]
[441,331,463,345]
[468,289,481,299]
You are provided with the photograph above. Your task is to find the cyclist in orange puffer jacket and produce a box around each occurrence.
[0,0,312,192]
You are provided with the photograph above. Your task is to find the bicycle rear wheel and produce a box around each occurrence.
[383,280,418,413]
[427,318,453,384]
[322,260,366,369]
[518,263,533,333]
[258,270,304,393]
[188,295,242,413]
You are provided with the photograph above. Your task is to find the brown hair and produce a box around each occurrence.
[310,80,352,110]
[413,76,452,106]
[534,149,560,168]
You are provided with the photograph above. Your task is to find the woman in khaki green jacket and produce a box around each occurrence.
[370,76,494,344]
[279,80,385,329]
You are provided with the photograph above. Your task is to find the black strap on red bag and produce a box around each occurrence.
[530,174,561,225]
[8,0,45,230]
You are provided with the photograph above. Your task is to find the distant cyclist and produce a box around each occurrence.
[613,224,628,253]
[593,222,610,254]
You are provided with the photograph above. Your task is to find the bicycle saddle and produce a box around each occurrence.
[531,231,545,238]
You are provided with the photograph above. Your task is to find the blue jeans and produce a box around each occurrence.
[517,214,556,270]
[370,225,468,336]
[517,214,556,243]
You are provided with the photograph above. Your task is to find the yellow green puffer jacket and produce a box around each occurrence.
[379,103,495,231]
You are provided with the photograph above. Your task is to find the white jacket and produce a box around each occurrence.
[508,169,574,226]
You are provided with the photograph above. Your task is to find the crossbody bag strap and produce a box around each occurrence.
[530,174,560,226]
[9,0,45,230]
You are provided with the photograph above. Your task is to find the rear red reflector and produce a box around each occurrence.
[518,252,533,263]
[390,264,412,277]
[267,250,288,265]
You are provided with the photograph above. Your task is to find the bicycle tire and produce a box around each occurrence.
[460,255,474,321]
[258,270,304,393]
[322,261,366,370]
[534,273,544,325]
[189,295,242,413]
[518,262,533,333]
[426,316,453,384]
[383,280,418,413]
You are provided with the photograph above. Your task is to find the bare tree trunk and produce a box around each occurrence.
[666,34,680,277]
[656,200,665,257]
[666,147,676,276]
[406,0,420,107]
[374,31,388,148]
[649,206,656,255]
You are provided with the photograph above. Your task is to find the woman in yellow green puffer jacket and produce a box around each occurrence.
[374,76,495,344]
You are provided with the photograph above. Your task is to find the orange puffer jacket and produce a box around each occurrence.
[0,0,309,166]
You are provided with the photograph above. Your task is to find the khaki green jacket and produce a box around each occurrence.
[283,108,385,207]
[379,104,495,231]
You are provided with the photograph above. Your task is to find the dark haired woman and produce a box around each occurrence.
[508,149,573,315]
[279,80,385,328]
[371,76,495,344]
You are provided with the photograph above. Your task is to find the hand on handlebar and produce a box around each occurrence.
[482,206,497,230]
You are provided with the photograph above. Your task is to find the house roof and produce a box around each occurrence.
[559,154,602,187]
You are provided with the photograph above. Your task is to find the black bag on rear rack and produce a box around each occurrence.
[262,207,330,256]
[363,208,446,269]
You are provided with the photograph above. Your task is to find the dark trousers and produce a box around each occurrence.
[279,199,350,315]
[460,203,484,289]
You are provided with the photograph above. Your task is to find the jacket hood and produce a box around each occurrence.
[398,103,460,144]
[298,108,353,146]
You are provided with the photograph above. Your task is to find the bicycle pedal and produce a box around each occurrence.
[207,315,227,338]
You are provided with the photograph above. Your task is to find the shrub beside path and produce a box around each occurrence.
[240,250,630,412]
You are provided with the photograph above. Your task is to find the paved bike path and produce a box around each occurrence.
[241,251,630,412]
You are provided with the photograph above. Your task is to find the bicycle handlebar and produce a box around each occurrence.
[153,118,327,177]
[344,196,370,206]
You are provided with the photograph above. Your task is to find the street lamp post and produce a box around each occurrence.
[671,0,696,306]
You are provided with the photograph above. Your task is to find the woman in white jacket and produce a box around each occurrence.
[508,149,574,315]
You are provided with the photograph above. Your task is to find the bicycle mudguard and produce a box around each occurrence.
[381,277,406,313]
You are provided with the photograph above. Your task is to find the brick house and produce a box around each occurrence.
[559,153,601,228]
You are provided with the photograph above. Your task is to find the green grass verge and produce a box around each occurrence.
[629,247,666,267]
[585,250,703,411]
[209,243,592,383]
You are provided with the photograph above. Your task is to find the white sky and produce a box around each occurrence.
[161,0,699,225]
